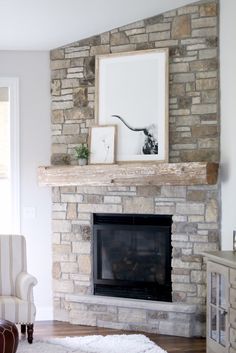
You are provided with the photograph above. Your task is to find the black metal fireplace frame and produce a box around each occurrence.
[92,213,172,302]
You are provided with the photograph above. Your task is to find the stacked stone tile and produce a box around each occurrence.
[50,0,219,337]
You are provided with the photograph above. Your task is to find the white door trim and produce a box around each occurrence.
[0,77,20,233]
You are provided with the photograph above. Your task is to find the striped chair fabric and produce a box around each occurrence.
[0,235,37,333]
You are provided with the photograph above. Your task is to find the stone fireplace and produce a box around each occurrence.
[49,0,220,338]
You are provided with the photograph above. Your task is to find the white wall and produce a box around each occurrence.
[220,0,236,249]
[0,51,52,319]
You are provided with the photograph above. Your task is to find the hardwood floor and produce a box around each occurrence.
[23,320,206,353]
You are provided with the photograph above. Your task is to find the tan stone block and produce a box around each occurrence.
[199,49,217,60]
[61,194,83,203]
[61,262,78,273]
[170,63,189,73]
[61,79,80,89]
[119,20,144,31]
[161,186,186,198]
[196,78,218,91]
[187,190,206,202]
[191,104,217,115]
[178,5,199,15]
[110,32,129,45]
[104,196,121,204]
[125,28,145,36]
[202,90,217,104]
[54,308,69,322]
[86,195,103,204]
[123,197,154,214]
[52,233,61,244]
[53,243,71,254]
[191,125,218,138]
[137,186,161,197]
[192,17,217,29]
[194,242,218,253]
[205,199,218,222]
[53,279,74,293]
[50,49,65,60]
[69,310,96,325]
[176,202,204,215]
[130,34,148,43]
[52,220,72,233]
[155,204,175,215]
[52,101,73,110]
[52,110,64,124]
[62,124,80,135]
[52,211,66,220]
[172,283,196,293]
[200,3,217,17]
[51,80,61,96]
[198,138,218,149]
[61,186,77,193]
[51,59,71,70]
[173,73,195,83]
[53,262,61,279]
[170,83,185,97]
[149,31,170,41]
[191,270,205,283]
[180,149,218,163]
[172,15,191,39]
[78,255,91,274]
[78,204,122,213]
[90,45,110,56]
[111,44,136,53]
[118,308,146,323]
[51,69,67,80]
[72,241,90,254]
[155,39,178,48]
[66,203,77,220]
[172,274,190,283]
[192,28,217,38]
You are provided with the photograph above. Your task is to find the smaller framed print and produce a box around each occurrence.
[89,125,116,164]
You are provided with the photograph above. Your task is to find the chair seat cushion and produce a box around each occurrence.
[0,296,36,323]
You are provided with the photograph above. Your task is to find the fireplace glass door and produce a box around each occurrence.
[93,213,172,301]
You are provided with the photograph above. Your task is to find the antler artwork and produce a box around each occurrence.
[112,114,158,155]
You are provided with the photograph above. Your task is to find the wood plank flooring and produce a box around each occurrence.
[23,320,206,353]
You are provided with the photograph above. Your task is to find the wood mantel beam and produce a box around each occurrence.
[38,162,219,187]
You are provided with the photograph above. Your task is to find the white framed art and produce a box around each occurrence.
[95,48,169,163]
[89,125,116,164]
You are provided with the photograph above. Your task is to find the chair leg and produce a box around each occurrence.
[27,324,34,344]
[21,324,26,334]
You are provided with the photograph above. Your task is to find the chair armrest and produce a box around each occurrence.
[16,272,38,301]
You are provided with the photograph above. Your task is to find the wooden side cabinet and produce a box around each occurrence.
[204,251,236,353]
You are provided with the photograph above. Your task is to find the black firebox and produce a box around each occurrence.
[93,213,172,302]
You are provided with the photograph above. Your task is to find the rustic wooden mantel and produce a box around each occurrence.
[38,162,219,187]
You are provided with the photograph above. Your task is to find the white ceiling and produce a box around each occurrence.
[0,0,197,51]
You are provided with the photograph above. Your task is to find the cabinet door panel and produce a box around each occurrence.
[230,288,236,309]
[230,269,236,287]
[230,308,236,329]
[207,261,229,353]
[230,327,236,349]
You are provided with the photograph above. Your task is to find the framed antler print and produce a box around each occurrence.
[95,48,169,163]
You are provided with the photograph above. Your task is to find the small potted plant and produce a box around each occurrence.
[75,144,90,166]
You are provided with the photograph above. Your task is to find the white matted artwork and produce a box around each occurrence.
[89,125,116,164]
[95,48,169,163]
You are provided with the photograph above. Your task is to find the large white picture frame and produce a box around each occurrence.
[95,49,169,163]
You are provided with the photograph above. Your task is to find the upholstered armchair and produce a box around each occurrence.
[0,235,37,343]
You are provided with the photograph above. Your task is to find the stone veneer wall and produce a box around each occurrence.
[50,0,219,337]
